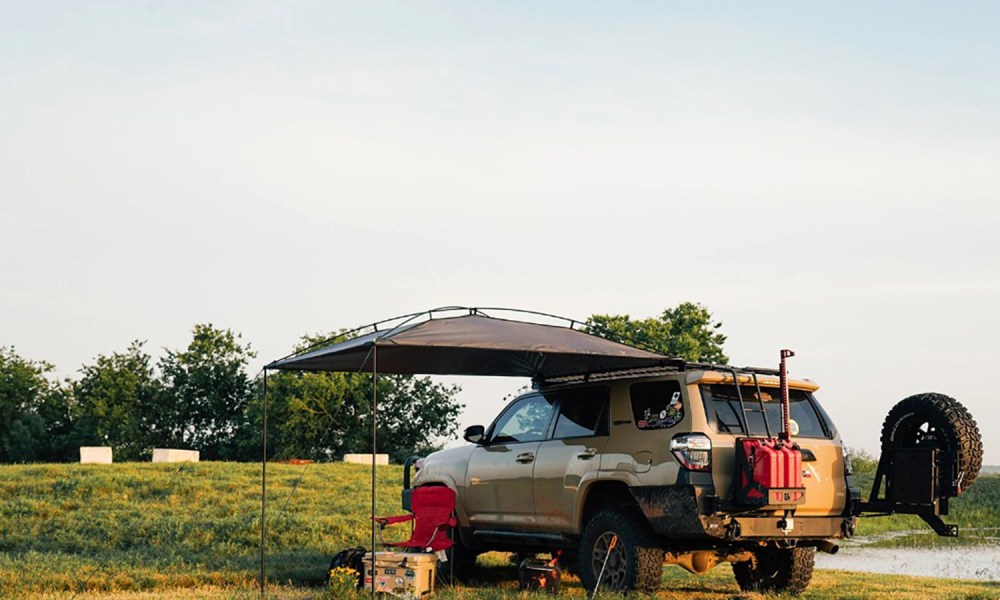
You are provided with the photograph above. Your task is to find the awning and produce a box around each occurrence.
[266,311,675,379]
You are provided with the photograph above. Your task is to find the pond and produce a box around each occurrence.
[816,544,1000,581]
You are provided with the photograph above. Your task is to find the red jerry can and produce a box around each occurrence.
[740,439,766,499]
[784,442,803,488]
[753,439,780,490]
[768,440,788,488]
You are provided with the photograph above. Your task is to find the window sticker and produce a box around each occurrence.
[631,382,684,430]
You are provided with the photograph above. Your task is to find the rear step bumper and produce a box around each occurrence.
[631,484,853,541]
[722,514,852,540]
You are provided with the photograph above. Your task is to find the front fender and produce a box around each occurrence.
[412,445,475,529]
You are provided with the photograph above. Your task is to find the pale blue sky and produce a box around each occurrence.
[2,2,998,462]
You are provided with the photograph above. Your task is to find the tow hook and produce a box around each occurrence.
[778,511,794,534]
[724,520,742,540]
[841,517,856,538]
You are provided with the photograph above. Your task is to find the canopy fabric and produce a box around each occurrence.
[266,313,674,378]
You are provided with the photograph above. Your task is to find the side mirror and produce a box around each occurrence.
[464,425,486,444]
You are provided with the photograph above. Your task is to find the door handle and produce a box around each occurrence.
[577,448,598,459]
[516,452,535,464]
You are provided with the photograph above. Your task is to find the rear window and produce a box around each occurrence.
[701,384,832,439]
[630,380,684,430]
[549,386,610,439]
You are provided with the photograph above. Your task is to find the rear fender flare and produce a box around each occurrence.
[570,469,606,534]
[577,475,642,532]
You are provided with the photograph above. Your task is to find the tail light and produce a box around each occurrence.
[671,433,712,471]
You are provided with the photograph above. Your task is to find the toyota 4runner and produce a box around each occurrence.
[411,355,982,594]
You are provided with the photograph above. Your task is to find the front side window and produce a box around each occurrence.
[490,394,556,444]
[550,386,610,439]
[630,380,685,430]
[701,384,831,439]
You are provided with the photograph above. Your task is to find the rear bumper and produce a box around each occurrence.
[630,483,853,541]
[726,514,852,539]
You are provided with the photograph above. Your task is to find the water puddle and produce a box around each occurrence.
[816,545,1000,581]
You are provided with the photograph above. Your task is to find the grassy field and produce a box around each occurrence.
[1,461,997,599]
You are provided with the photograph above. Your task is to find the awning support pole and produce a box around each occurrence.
[371,345,378,600]
[260,369,268,598]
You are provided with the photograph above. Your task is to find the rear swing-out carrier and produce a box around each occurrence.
[724,350,968,538]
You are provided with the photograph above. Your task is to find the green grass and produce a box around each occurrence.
[0,462,405,595]
[1,462,997,599]
[13,567,1000,600]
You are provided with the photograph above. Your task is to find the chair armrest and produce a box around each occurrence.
[373,514,414,527]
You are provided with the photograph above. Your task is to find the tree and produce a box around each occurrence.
[586,302,729,363]
[34,384,79,462]
[0,347,63,462]
[370,375,463,461]
[156,324,256,460]
[73,340,161,461]
[255,332,463,463]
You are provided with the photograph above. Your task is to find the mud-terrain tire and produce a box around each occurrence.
[880,393,982,494]
[733,546,814,595]
[578,507,663,593]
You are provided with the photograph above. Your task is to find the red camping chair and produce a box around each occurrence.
[373,486,456,553]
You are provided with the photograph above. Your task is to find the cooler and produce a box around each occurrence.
[363,551,437,597]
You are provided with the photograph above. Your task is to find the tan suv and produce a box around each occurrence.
[411,361,981,594]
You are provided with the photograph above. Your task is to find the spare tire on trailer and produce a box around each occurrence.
[880,393,982,494]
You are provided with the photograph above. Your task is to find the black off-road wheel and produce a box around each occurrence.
[733,546,814,595]
[578,507,663,593]
[880,393,983,494]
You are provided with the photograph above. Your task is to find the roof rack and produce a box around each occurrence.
[537,361,780,386]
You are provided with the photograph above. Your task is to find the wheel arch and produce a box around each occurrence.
[577,479,641,533]
[412,477,471,534]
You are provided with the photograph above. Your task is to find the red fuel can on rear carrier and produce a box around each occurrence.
[736,438,806,507]
[779,441,803,488]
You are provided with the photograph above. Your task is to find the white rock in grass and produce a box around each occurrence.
[152,448,200,463]
[343,453,389,465]
[80,447,113,464]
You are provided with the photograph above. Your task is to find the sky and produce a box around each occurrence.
[2,1,998,463]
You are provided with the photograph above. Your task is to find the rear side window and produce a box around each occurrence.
[549,386,610,439]
[630,380,684,430]
[701,384,831,439]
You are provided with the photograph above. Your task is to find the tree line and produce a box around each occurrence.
[0,303,726,464]
[0,325,464,463]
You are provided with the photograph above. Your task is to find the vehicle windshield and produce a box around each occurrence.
[700,384,833,439]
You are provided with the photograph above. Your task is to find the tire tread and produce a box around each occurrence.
[578,507,662,593]
[879,393,983,493]
[733,546,814,595]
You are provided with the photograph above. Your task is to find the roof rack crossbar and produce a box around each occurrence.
[538,361,781,386]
